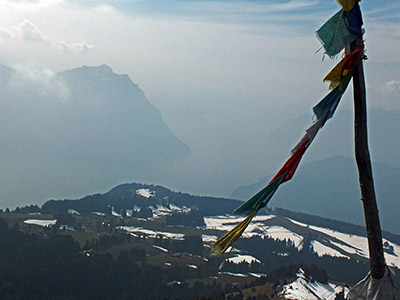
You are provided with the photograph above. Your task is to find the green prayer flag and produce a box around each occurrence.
[233,173,287,216]
[316,9,358,58]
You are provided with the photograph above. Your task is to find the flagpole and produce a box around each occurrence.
[350,37,386,279]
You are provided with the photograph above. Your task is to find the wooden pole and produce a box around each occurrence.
[351,38,386,279]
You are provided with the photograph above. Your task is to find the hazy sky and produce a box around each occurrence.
[0,0,399,206]
[1,0,398,108]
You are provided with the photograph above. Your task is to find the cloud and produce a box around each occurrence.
[60,40,94,53]
[383,80,400,93]
[0,27,16,40]
[8,63,70,99]
[0,20,47,43]
[19,20,47,43]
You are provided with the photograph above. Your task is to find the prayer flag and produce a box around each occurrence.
[313,87,341,120]
[210,212,257,256]
[314,69,353,120]
[348,3,363,35]
[323,59,346,90]
[233,173,287,216]
[270,142,307,183]
[234,142,307,217]
[291,114,328,154]
[337,0,359,11]
[323,46,362,89]
[316,9,358,58]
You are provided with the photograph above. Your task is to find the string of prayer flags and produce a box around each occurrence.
[323,46,362,89]
[337,0,360,11]
[210,1,365,257]
[233,139,309,217]
[316,9,358,58]
[211,68,357,256]
[211,144,308,256]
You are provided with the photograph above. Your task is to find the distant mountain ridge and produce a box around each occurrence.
[41,182,243,218]
[230,155,400,234]
[0,64,189,207]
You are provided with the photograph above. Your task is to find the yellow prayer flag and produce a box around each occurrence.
[323,59,346,90]
[337,0,359,11]
[210,212,257,256]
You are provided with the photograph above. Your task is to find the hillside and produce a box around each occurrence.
[3,182,400,299]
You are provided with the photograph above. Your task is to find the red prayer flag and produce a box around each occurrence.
[271,141,308,183]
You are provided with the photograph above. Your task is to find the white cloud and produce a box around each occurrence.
[19,20,47,43]
[8,63,70,99]
[0,27,15,40]
[60,40,94,53]
[0,20,47,43]
[383,80,400,93]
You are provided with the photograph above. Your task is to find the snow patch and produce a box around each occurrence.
[218,271,248,277]
[136,188,155,198]
[311,240,350,259]
[151,205,172,217]
[204,214,276,231]
[226,254,261,265]
[68,209,80,215]
[167,280,182,286]
[281,269,347,300]
[287,218,308,228]
[202,234,218,243]
[309,225,371,258]
[251,225,304,248]
[91,211,106,216]
[118,226,185,240]
[153,245,168,252]
[187,264,198,269]
[111,208,122,218]
[24,219,57,227]
[204,216,303,248]
[249,273,266,278]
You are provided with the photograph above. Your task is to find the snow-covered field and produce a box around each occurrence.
[116,213,400,269]
[204,215,276,231]
[204,215,400,268]
[204,215,303,247]
[309,224,400,268]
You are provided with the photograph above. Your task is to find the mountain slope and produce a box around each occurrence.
[230,155,400,234]
[57,65,190,162]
